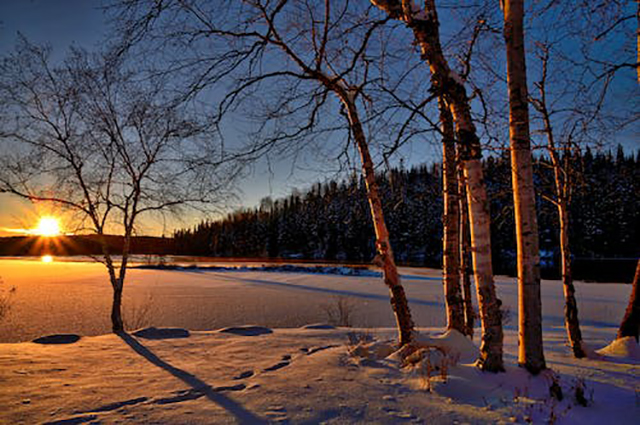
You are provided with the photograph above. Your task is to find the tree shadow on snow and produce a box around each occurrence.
[209,273,443,308]
[118,333,266,424]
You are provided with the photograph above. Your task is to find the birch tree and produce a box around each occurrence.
[500,0,545,373]
[439,97,465,334]
[113,0,418,346]
[372,0,504,371]
[0,40,232,332]
[528,45,586,358]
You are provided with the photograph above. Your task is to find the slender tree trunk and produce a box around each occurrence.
[463,153,504,371]
[98,235,125,333]
[105,257,124,333]
[502,0,546,374]
[618,259,640,341]
[459,162,475,339]
[558,195,585,357]
[440,96,466,333]
[534,46,585,358]
[371,0,504,371]
[111,283,124,333]
[341,94,415,347]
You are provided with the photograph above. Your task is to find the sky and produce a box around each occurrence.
[0,0,381,236]
[0,1,636,237]
[0,1,106,236]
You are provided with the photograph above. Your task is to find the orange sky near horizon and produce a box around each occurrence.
[0,193,207,238]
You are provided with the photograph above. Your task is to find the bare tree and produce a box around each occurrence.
[0,39,233,332]
[521,0,638,358]
[528,45,586,359]
[112,0,418,345]
[372,0,504,372]
[500,0,546,374]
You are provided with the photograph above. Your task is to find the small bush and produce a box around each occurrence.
[572,377,592,407]
[403,345,460,392]
[0,277,16,322]
[321,296,359,327]
[123,292,156,331]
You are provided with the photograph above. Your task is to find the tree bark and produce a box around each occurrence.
[440,96,466,334]
[111,283,124,333]
[502,0,546,374]
[371,0,504,371]
[558,201,585,356]
[463,153,504,371]
[618,259,640,341]
[98,235,125,333]
[459,161,475,339]
[341,93,415,347]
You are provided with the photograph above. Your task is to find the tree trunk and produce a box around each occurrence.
[341,94,415,347]
[370,0,504,371]
[440,96,466,334]
[502,0,546,374]
[98,235,125,334]
[111,283,124,333]
[618,259,640,341]
[463,154,504,371]
[459,162,475,339]
[558,199,585,357]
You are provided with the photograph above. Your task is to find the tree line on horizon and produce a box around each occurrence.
[174,146,639,278]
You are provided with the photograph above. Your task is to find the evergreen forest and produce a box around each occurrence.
[175,146,639,282]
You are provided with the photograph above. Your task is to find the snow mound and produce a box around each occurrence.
[302,323,336,330]
[596,337,640,360]
[32,334,81,344]
[348,339,396,360]
[218,325,273,336]
[414,329,479,364]
[132,327,190,340]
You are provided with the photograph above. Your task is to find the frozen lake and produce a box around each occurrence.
[0,257,631,344]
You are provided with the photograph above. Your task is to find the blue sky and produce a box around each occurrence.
[0,0,105,54]
[0,0,347,234]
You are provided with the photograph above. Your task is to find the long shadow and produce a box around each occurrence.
[209,273,443,308]
[400,275,441,282]
[118,333,266,424]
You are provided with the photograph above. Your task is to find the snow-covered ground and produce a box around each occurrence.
[0,258,638,424]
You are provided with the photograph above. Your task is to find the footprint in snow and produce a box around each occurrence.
[132,327,190,340]
[80,396,149,413]
[32,334,80,345]
[263,360,290,372]
[262,354,293,372]
[382,407,417,421]
[233,370,254,380]
[43,414,98,425]
[265,405,289,423]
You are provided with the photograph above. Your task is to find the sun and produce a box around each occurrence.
[34,217,62,237]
